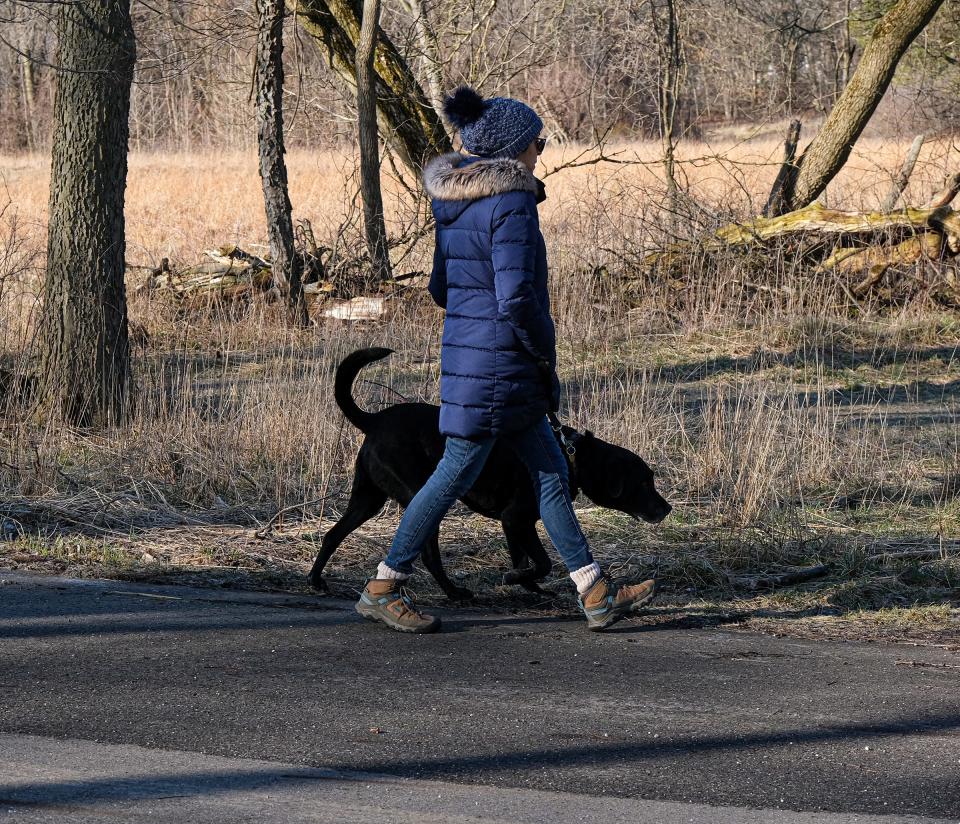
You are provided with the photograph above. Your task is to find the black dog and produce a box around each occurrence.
[308,348,671,599]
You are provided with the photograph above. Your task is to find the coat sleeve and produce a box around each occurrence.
[427,233,447,309]
[491,192,554,366]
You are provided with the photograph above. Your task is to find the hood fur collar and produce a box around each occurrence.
[423,152,538,201]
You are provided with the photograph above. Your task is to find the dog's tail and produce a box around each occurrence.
[334,347,394,432]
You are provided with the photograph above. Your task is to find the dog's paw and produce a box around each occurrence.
[308,572,329,593]
[445,585,474,601]
[502,567,543,586]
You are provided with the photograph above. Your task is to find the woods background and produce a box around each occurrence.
[0,0,958,633]
[3,0,959,153]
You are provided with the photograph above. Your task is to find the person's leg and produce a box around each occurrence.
[356,434,494,634]
[503,416,657,630]
[381,434,494,576]
[502,416,593,574]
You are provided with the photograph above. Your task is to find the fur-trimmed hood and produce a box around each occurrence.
[423,152,539,202]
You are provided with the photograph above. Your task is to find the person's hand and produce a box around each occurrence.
[537,359,561,413]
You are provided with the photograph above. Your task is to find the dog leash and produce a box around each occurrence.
[548,411,578,467]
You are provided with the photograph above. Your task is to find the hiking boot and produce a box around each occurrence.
[355,579,441,634]
[578,576,657,631]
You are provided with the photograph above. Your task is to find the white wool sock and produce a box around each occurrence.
[376,561,409,581]
[570,561,602,594]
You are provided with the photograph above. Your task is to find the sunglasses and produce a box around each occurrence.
[535,137,546,154]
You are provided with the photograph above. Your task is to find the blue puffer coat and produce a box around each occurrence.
[423,152,559,440]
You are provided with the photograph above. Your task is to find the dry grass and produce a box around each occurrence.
[2,134,957,264]
[0,134,959,639]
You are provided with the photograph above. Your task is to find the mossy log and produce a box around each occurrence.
[640,180,960,304]
[711,202,960,250]
[671,172,960,262]
[820,231,944,282]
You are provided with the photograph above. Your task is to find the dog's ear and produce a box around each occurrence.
[583,430,594,440]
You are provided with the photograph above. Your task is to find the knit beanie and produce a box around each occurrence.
[442,85,543,159]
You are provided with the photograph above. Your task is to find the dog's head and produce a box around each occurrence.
[568,430,671,524]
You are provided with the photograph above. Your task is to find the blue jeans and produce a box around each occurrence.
[383,416,594,576]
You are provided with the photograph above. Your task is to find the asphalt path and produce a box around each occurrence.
[1,572,958,823]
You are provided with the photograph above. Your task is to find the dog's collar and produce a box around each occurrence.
[563,429,583,451]
[548,413,581,468]
[560,430,581,477]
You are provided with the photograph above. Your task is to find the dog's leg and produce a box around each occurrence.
[503,518,530,571]
[421,532,473,601]
[501,518,553,594]
[308,467,387,591]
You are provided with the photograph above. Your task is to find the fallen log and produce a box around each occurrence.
[868,547,958,564]
[644,203,960,267]
[731,563,832,591]
[639,189,960,306]
[644,171,960,266]
[142,263,273,302]
[711,202,960,249]
[138,245,334,309]
[134,242,432,317]
[819,231,945,295]
[817,231,942,273]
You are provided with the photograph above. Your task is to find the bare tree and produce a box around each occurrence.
[650,0,683,213]
[17,51,35,149]
[772,0,946,214]
[398,0,447,121]
[356,0,391,281]
[835,0,856,97]
[1,0,950,158]
[256,0,310,325]
[880,132,924,211]
[37,0,136,426]
[764,119,802,217]
[292,0,450,173]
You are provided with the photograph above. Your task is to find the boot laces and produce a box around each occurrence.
[395,586,425,618]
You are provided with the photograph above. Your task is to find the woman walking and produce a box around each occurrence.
[357,86,657,633]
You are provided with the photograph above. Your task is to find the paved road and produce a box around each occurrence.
[2,733,955,824]
[0,572,958,823]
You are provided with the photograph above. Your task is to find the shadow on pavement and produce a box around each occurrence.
[2,710,958,809]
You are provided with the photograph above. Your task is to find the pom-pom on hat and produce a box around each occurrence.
[442,84,543,159]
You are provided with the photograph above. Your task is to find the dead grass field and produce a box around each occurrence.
[0,135,958,641]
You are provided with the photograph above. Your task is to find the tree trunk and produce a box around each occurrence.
[256,0,310,326]
[355,0,392,282]
[19,54,36,151]
[773,0,945,215]
[880,133,924,211]
[290,0,451,173]
[652,0,682,218]
[399,0,447,122]
[38,0,136,427]
[763,119,802,217]
[835,0,856,99]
